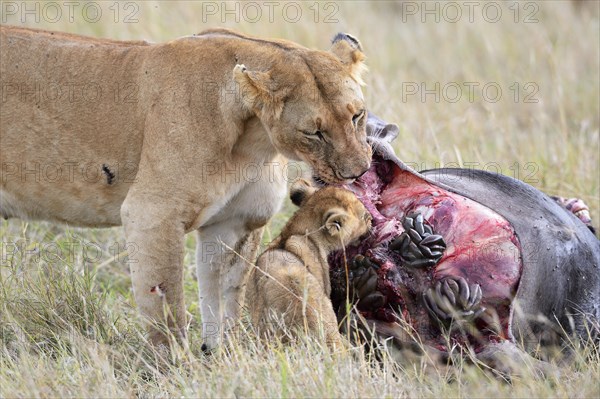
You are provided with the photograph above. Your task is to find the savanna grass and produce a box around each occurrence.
[1,1,599,397]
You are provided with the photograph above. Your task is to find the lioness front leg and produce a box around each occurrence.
[197,219,264,351]
[120,195,188,345]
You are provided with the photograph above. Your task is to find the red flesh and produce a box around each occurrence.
[329,158,523,352]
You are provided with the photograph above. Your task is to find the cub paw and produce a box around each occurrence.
[349,255,386,311]
[389,212,446,268]
[423,276,485,325]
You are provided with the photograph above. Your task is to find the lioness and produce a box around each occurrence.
[247,179,371,348]
[0,26,372,350]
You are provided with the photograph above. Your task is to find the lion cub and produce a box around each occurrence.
[246,179,371,347]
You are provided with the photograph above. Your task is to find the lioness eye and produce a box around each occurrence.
[303,130,325,141]
[352,110,365,126]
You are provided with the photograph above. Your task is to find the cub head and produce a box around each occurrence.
[290,179,372,248]
[234,33,372,184]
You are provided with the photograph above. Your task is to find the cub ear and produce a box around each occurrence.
[233,64,285,120]
[330,33,367,85]
[323,208,349,236]
[290,178,318,207]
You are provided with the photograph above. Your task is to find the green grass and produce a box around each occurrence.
[1,1,599,397]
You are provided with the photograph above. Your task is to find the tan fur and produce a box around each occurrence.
[0,26,371,348]
[246,180,371,348]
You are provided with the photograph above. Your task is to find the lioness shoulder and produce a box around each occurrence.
[246,179,371,347]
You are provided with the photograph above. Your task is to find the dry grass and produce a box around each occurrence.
[1,1,599,397]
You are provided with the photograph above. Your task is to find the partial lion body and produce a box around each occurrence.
[1,26,292,228]
[246,183,371,348]
[248,239,343,347]
[0,26,370,349]
[1,27,147,225]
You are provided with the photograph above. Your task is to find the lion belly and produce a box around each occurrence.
[0,26,150,227]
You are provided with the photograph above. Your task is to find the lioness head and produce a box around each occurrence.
[290,179,371,248]
[234,33,372,184]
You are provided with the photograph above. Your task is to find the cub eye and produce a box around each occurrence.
[352,110,365,126]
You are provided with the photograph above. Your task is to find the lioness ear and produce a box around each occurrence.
[233,64,284,120]
[324,208,349,236]
[290,178,317,207]
[330,33,367,86]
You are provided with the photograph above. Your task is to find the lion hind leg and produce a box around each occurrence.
[256,265,344,349]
